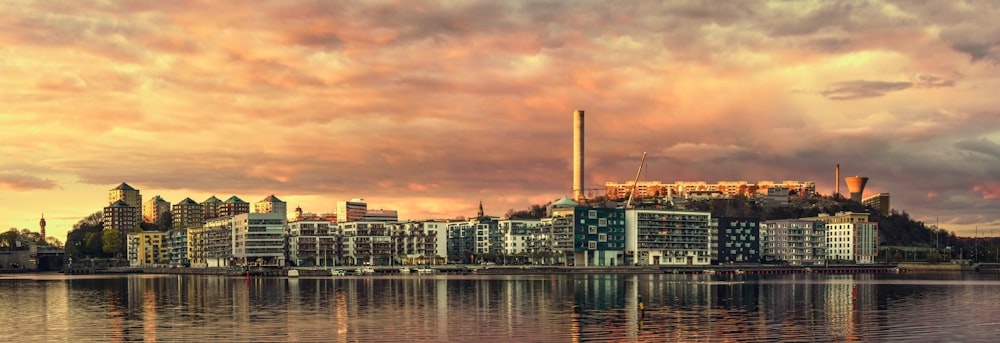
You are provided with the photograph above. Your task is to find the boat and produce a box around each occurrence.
[416,267,436,274]
[287,269,300,277]
[358,267,376,274]
[330,269,346,276]
[399,267,412,274]
[702,269,716,275]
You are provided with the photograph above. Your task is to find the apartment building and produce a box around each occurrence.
[760,219,826,265]
[625,209,711,266]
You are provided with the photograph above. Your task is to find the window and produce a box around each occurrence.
[589,226,597,234]
[598,233,607,242]
[598,218,607,227]
[588,210,597,219]
[588,241,597,250]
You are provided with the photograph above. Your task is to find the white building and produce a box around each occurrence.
[499,219,542,256]
[825,222,879,264]
[232,212,286,267]
[760,219,826,265]
[625,209,711,266]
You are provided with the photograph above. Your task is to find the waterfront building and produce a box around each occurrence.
[254,195,288,218]
[446,216,499,264]
[862,193,891,214]
[201,196,223,220]
[625,209,711,266]
[219,196,250,217]
[143,195,171,227]
[825,222,879,264]
[232,212,285,267]
[805,212,879,264]
[389,221,447,265]
[287,218,339,267]
[545,197,578,264]
[126,231,167,266]
[572,207,627,267]
[340,220,391,265]
[202,216,233,267]
[337,198,368,223]
[760,219,826,265]
[498,219,543,257]
[186,226,206,267]
[103,200,139,254]
[716,217,761,264]
[108,182,142,228]
[165,228,188,266]
[172,197,204,230]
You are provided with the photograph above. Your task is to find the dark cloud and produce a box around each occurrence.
[821,80,913,100]
[955,138,1000,159]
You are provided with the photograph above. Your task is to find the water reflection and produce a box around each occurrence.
[2,272,1000,342]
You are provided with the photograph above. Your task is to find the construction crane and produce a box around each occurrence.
[625,152,648,209]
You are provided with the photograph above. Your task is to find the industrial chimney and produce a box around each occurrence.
[573,110,585,202]
[835,164,840,199]
[845,176,868,202]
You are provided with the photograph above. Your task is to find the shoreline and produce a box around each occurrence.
[50,262,977,277]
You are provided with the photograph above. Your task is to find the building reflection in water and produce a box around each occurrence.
[8,272,993,341]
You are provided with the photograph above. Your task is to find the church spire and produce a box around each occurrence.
[39,213,46,241]
[477,200,484,217]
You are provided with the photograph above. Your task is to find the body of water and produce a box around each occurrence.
[2,272,999,342]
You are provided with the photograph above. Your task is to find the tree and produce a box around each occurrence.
[102,230,122,256]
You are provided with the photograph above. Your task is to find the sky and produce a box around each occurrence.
[2,0,1000,242]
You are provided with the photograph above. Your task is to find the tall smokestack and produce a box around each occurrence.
[573,110,585,202]
[835,164,840,199]
[845,176,869,202]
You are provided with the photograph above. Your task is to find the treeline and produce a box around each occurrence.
[64,211,123,258]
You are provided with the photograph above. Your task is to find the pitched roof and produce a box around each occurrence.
[224,195,247,203]
[112,182,136,191]
[107,200,133,208]
[201,195,222,204]
[260,194,284,203]
[177,197,199,206]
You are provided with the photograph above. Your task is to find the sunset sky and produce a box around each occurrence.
[2,1,1000,241]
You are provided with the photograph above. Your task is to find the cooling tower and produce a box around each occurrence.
[573,110,584,202]
[845,176,868,202]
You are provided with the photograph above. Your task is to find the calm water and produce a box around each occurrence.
[2,272,1000,342]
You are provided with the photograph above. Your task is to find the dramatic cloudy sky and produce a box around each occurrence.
[2,0,1000,241]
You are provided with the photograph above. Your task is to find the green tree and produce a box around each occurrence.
[102,230,121,256]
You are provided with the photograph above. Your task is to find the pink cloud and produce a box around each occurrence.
[972,183,1000,200]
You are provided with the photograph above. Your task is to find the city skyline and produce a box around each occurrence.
[2,1,1000,240]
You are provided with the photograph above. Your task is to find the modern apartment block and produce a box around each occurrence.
[446,216,499,264]
[340,220,391,265]
[254,195,287,218]
[498,219,543,256]
[825,222,879,264]
[165,228,188,266]
[760,219,826,265]
[232,212,286,267]
[143,195,171,226]
[716,217,761,264]
[202,215,233,267]
[287,218,339,267]
[126,231,167,266]
[172,197,204,230]
[625,209,711,266]
[605,180,816,200]
[570,207,627,267]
